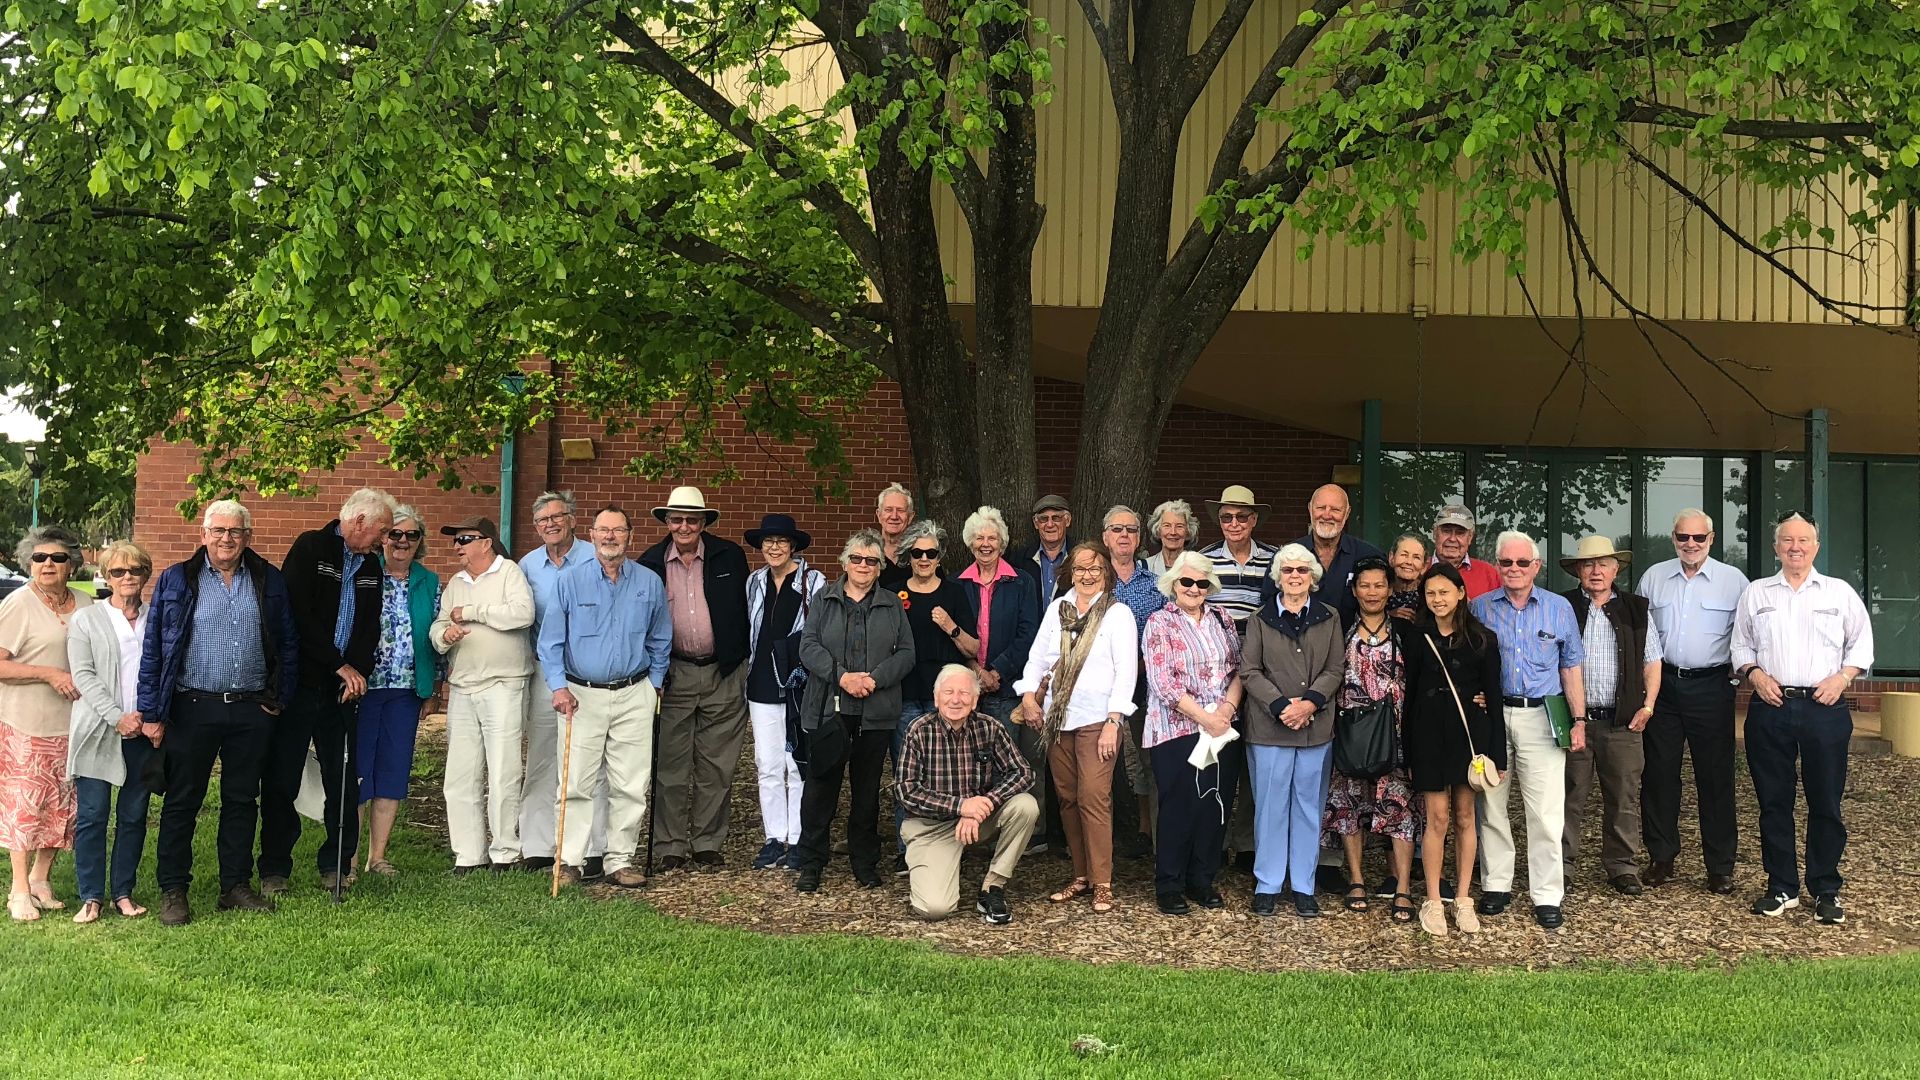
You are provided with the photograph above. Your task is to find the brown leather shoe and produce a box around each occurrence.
[1644,859,1675,887]
[691,850,725,870]
[158,888,192,927]
[1609,874,1645,896]
[217,884,275,912]
[1706,872,1736,895]
[555,864,583,887]
[608,866,648,889]
[259,875,291,897]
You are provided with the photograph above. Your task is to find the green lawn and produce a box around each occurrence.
[4,804,1919,1079]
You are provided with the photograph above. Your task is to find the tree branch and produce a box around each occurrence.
[1618,101,1876,140]
[28,206,194,227]
[1184,0,1259,101]
[1203,0,1345,198]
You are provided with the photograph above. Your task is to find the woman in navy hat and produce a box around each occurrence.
[743,514,825,870]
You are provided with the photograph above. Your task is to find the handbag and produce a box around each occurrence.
[1332,620,1399,779]
[1424,633,1505,792]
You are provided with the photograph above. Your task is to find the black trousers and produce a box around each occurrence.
[258,685,359,880]
[1641,671,1738,875]
[1150,732,1235,897]
[155,695,272,893]
[793,718,890,877]
[1745,697,1851,898]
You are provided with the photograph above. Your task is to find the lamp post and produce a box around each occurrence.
[22,444,44,529]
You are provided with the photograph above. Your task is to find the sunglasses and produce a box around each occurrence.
[1673,532,1710,544]
[106,566,148,579]
[1176,577,1211,590]
[1105,524,1141,534]
[1496,558,1535,568]
[1218,511,1254,523]
[388,529,424,542]
[451,534,486,546]
[29,552,72,564]
[846,554,882,567]
[1776,510,1815,526]
[1278,565,1313,575]
[908,548,941,560]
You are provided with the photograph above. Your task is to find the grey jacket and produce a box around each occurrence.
[67,603,142,785]
[1240,596,1345,748]
[799,580,916,733]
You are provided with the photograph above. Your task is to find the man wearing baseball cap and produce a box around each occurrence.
[1431,503,1500,599]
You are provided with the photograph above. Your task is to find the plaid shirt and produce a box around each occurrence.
[896,709,1035,820]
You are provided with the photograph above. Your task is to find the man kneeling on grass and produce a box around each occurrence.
[895,664,1038,924]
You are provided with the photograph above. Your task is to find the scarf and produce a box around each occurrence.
[1039,592,1114,749]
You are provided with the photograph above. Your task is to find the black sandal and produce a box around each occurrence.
[1343,883,1370,912]
[1389,892,1417,924]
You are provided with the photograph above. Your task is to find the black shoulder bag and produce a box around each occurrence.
[1332,621,1398,780]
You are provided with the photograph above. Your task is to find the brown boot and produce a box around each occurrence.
[217,884,276,912]
[158,888,192,927]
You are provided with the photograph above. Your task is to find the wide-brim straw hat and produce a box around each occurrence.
[1204,484,1271,515]
[1558,535,1633,575]
[651,485,720,525]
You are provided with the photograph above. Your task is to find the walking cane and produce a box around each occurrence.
[643,701,662,884]
[333,701,358,905]
[551,695,576,898]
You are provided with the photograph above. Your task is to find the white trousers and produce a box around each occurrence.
[519,679,609,859]
[748,700,803,845]
[1477,705,1567,906]
[444,679,528,867]
[562,681,658,873]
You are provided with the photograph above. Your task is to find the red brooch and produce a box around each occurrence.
[898,590,911,610]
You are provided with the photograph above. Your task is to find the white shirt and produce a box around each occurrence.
[1014,593,1139,732]
[455,553,508,585]
[112,606,150,708]
[1731,569,1874,687]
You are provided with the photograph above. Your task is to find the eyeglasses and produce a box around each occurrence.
[1278,565,1313,575]
[846,554,882,567]
[1672,532,1710,544]
[1071,564,1105,576]
[1218,511,1254,523]
[533,512,572,527]
[204,526,250,539]
[908,548,941,561]
[591,527,631,537]
[1176,577,1211,590]
[1034,512,1069,525]
[759,537,794,548]
[1496,558,1535,568]
[106,566,148,579]
[451,534,486,546]
[665,515,706,527]
[388,529,424,542]
[29,551,72,564]
[1105,524,1141,534]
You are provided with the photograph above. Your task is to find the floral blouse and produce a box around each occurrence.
[369,574,428,691]
[1141,602,1241,749]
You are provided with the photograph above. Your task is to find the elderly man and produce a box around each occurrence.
[1103,504,1159,857]
[1734,512,1873,925]
[875,482,915,588]
[517,491,610,876]
[1638,509,1748,894]
[1431,503,1501,599]
[1470,531,1588,929]
[1200,485,1278,634]
[638,486,751,870]
[260,486,396,896]
[1010,495,1073,607]
[896,664,1039,923]
[540,507,674,888]
[1557,536,1661,895]
[141,500,299,926]
[431,516,536,873]
[1290,483,1382,629]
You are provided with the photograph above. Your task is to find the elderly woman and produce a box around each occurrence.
[1386,533,1430,621]
[1016,541,1137,914]
[743,513,826,871]
[1240,543,1344,918]
[954,506,1039,745]
[1141,550,1244,916]
[889,519,978,868]
[0,525,92,921]
[1144,500,1199,577]
[357,506,441,878]
[66,541,156,923]
[1322,557,1422,924]
[791,530,915,894]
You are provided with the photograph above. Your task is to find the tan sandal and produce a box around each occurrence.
[113,896,147,918]
[27,884,64,911]
[1091,884,1115,914]
[73,900,102,925]
[365,858,399,877]
[1049,877,1091,904]
[8,893,38,922]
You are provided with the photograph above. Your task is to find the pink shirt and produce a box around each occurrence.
[665,540,716,658]
[958,559,1019,668]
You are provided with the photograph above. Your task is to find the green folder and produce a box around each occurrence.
[1544,694,1575,749]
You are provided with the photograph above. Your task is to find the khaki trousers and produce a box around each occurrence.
[1563,715,1646,879]
[901,793,1039,920]
[520,679,609,860]
[1048,727,1116,886]
[560,680,658,873]
[444,679,527,867]
[1477,705,1568,906]
[652,660,749,860]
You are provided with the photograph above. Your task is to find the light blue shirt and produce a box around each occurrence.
[183,560,267,693]
[1638,556,1749,669]
[537,556,672,692]
[1472,587,1585,697]
[520,537,594,641]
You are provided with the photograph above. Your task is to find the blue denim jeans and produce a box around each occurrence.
[892,699,935,847]
[73,736,157,904]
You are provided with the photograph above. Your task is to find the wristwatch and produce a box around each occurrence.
[947,625,962,639]
[1572,715,1589,724]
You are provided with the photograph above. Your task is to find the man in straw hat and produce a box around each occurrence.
[1197,485,1276,868]
[1558,535,1662,896]
[639,486,752,870]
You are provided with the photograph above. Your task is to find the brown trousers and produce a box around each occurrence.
[1048,725,1117,886]
[1563,715,1647,880]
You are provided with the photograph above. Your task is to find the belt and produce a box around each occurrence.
[1663,662,1731,680]
[672,653,717,667]
[1588,706,1617,721]
[566,671,650,691]
[177,687,260,704]
[1779,686,1821,700]
[1503,695,1548,708]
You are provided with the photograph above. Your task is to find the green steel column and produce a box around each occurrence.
[1806,408,1830,573]
[1701,454,1723,562]
[1754,451,1776,579]
[499,374,526,553]
[1361,399,1383,546]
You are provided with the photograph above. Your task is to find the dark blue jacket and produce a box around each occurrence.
[956,566,1038,699]
[138,547,300,725]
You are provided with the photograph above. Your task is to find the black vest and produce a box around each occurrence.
[1562,589,1651,713]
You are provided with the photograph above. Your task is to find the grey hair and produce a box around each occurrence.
[961,506,1011,549]
[1493,530,1544,563]
[896,519,946,564]
[839,528,885,568]
[1391,532,1431,560]
[15,524,84,568]
[1156,549,1220,598]
[339,487,399,524]
[1774,511,1820,542]
[875,482,915,513]
[392,504,427,553]
[933,663,981,696]
[1147,499,1199,545]
[201,499,253,529]
[1270,542,1324,587]
[1102,504,1141,530]
[531,490,576,517]
[1673,507,1715,533]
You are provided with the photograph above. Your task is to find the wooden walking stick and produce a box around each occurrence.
[550,696,576,899]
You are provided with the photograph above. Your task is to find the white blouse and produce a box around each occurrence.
[112,606,149,709]
[1014,593,1139,732]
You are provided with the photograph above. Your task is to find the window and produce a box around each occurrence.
[1867,462,1920,672]
[1471,453,1548,563]
[1557,456,1635,592]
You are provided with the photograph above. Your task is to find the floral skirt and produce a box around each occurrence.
[1322,767,1423,845]
[0,723,76,851]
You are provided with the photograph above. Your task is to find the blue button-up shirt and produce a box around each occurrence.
[1288,531,1383,630]
[1111,559,1163,646]
[183,560,268,693]
[537,556,672,692]
[1638,556,1749,669]
[1472,587,1585,697]
[520,537,594,642]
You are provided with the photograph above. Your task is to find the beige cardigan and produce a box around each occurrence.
[431,556,536,690]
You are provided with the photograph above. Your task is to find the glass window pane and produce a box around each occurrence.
[1556,455,1634,592]
[1771,458,1864,587]
[1380,450,1464,553]
[1471,453,1548,563]
[1720,457,1750,572]
[1868,462,1920,673]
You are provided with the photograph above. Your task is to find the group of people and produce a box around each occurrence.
[0,478,1871,935]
